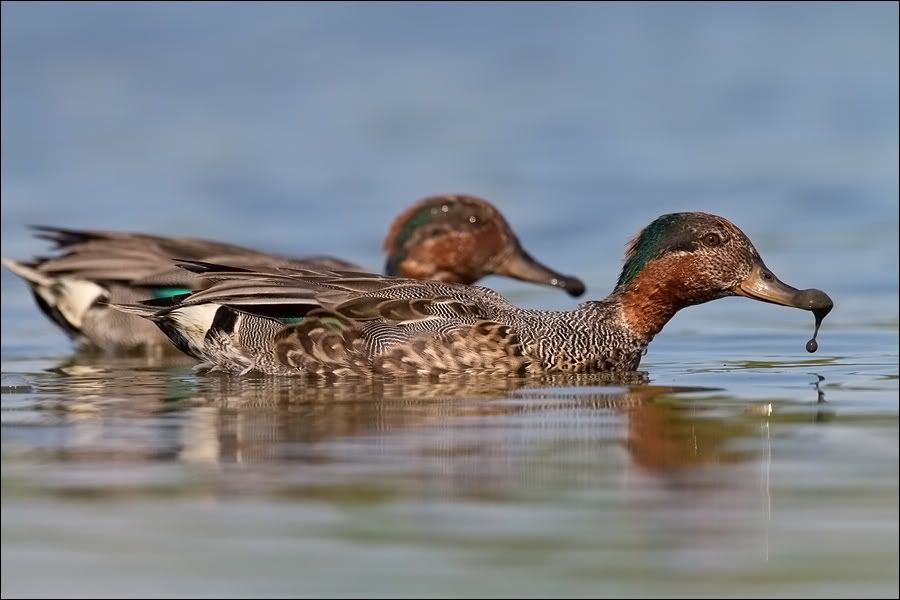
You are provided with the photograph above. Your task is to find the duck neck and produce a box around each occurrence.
[609,258,694,341]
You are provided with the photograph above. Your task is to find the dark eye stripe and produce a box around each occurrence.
[668,240,700,253]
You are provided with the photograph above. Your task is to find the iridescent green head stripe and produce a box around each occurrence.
[384,202,447,276]
[383,195,495,276]
[390,207,436,257]
[615,213,702,289]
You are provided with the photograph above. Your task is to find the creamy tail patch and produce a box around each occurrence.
[52,278,108,330]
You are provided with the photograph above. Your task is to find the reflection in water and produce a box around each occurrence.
[3,353,894,598]
[813,373,826,403]
[4,355,833,496]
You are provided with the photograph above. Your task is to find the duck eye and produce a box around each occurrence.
[702,232,723,247]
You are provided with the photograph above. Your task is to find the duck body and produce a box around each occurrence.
[128,270,643,376]
[122,212,833,377]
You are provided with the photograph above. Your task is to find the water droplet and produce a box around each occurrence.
[793,288,832,354]
[805,307,829,353]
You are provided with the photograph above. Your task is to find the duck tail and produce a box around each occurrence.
[107,302,161,320]
[1,257,53,287]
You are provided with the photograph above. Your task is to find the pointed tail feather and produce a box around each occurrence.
[2,257,53,287]
[29,225,86,246]
[107,302,162,320]
[172,259,255,275]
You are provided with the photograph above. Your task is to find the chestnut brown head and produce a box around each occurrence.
[384,194,585,296]
[613,212,833,338]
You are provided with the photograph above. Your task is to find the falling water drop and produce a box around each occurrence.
[792,289,833,353]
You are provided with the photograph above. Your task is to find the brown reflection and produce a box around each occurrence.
[18,355,833,497]
[184,372,642,465]
[626,400,752,471]
[184,373,751,474]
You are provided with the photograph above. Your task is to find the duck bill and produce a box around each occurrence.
[734,261,806,308]
[497,249,586,297]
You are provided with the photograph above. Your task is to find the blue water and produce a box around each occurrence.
[2,3,898,598]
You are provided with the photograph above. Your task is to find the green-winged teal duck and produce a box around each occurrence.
[3,194,585,353]
[118,212,833,376]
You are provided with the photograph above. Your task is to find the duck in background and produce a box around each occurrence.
[3,194,585,353]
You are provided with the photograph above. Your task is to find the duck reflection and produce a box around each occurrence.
[2,354,840,573]
[23,355,832,496]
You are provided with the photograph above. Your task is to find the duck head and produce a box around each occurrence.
[613,212,833,339]
[384,194,585,297]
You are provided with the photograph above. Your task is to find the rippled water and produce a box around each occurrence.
[2,3,898,598]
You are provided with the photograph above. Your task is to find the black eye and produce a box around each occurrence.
[702,232,723,247]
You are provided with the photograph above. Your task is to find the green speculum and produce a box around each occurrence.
[151,287,193,299]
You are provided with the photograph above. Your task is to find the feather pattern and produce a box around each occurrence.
[128,266,645,377]
[121,212,830,377]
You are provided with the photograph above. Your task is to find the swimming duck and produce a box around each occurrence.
[3,194,585,353]
[118,212,833,376]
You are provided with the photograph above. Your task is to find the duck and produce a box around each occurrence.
[117,212,833,377]
[2,194,585,353]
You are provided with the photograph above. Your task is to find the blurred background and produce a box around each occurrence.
[2,2,897,338]
[1,3,897,598]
